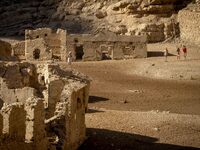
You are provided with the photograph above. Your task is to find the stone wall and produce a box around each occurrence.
[67,32,147,61]
[178,8,200,46]
[0,100,47,150]
[12,41,26,60]
[25,28,67,61]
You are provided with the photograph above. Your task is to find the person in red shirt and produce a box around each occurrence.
[182,45,187,60]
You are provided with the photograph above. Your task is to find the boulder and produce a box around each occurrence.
[95,10,107,19]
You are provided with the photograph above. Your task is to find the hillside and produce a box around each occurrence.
[0,0,197,42]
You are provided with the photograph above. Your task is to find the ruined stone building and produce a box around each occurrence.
[25,28,67,61]
[0,62,90,150]
[67,31,147,61]
[6,28,147,62]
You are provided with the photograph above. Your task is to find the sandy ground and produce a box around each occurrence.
[73,43,200,149]
[1,37,200,149]
[80,109,200,150]
[71,59,200,115]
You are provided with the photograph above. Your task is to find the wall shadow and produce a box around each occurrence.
[87,109,104,113]
[147,51,175,57]
[79,128,199,150]
[0,98,4,109]
[174,0,194,11]
[88,96,109,103]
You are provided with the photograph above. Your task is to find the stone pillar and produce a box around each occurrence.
[58,29,67,61]
[65,89,86,150]
[25,97,47,150]
[25,29,30,60]
[47,80,65,119]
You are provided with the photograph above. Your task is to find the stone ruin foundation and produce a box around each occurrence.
[0,61,90,150]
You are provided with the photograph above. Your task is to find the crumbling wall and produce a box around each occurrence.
[66,32,147,61]
[25,28,67,61]
[0,62,91,150]
[0,62,40,104]
[66,34,91,61]
[178,8,200,46]
[0,99,47,150]
[25,97,47,150]
[50,81,90,150]
[25,38,53,61]
[83,33,147,60]
[12,41,26,60]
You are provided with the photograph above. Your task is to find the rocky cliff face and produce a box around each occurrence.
[0,0,196,42]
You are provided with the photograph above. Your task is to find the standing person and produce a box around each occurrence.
[67,51,73,65]
[182,45,187,60]
[164,48,168,62]
[176,47,181,60]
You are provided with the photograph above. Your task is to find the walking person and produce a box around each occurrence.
[67,51,73,66]
[182,45,187,60]
[164,48,168,62]
[176,47,181,60]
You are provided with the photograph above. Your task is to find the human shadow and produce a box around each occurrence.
[147,51,175,57]
[79,128,199,150]
[88,96,109,103]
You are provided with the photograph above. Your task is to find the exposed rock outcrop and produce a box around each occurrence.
[0,0,197,42]
[178,4,200,45]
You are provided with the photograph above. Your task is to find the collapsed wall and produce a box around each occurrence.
[178,6,200,46]
[0,62,90,150]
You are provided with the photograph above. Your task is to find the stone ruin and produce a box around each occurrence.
[0,26,146,150]
[7,27,147,62]
[0,61,90,150]
[67,31,147,61]
[25,28,67,61]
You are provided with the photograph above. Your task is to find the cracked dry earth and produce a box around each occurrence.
[70,44,200,150]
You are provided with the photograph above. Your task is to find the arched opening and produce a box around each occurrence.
[33,49,40,59]
[100,45,113,60]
